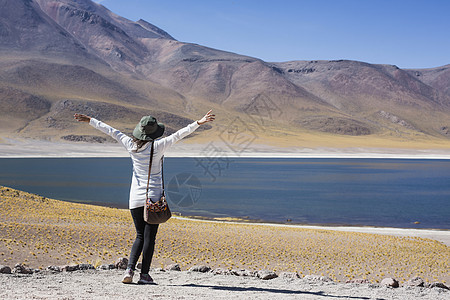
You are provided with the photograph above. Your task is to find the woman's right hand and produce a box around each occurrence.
[197,110,215,125]
[74,113,91,123]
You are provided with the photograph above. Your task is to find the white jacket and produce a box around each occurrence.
[89,118,200,209]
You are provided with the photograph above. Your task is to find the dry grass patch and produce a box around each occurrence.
[0,186,448,284]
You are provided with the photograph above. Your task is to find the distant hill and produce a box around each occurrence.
[1,0,449,149]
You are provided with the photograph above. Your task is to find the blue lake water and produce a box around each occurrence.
[0,157,449,229]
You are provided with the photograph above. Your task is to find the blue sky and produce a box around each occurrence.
[94,0,449,69]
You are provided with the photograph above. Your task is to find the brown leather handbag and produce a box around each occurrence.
[143,141,172,224]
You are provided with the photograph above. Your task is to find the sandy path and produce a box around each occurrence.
[1,269,449,300]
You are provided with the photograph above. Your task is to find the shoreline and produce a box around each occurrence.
[1,138,450,159]
[173,216,450,246]
[3,188,450,239]
[36,198,450,233]
[1,138,449,246]
[2,183,449,245]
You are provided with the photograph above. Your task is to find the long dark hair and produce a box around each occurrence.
[132,137,149,151]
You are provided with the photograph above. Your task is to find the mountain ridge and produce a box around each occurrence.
[0,0,449,149]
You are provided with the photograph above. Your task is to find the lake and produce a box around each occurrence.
[0,157,449,229]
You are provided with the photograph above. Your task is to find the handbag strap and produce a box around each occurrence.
[146,141,165,201]
[161,155,165,196]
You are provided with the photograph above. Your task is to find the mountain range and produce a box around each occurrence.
[1,0,449,150]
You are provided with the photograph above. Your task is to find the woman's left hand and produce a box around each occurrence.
[197,110,215,125]
[74,113,91,123]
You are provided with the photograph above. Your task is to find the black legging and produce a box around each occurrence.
[127,206,159,274]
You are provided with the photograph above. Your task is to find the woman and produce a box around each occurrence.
[74,110,215,284]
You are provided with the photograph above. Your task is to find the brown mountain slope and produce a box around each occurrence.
[406,65,450,99]
[0,55,193,140]
[0,59,135,100]
[0,0,97,62]
[35,0,174,73]
[0,87,51,136]
[36,0,174,40]
[273,60,450,138]
[137,41,337,119]
[0,0,449,149]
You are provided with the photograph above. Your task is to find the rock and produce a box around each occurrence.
[12,264,25,273]
[404,277,424,287]
[300,117,372,136]
[0,265,12,274]
[381,277,399,288]
[230,269,257,277]
[427,282,449,290]
[440,126,450,136]
[279,272,300,279]
[346,278,370,284]
[164,264,181,271]
[12,264,33,274]
[62,265,79,272]
[46,266,62,272]
[212,268,231,275]
[78,264,94,270]
[303,275,333,282]
[378,111,416,130]
[115,258,128,270]
[61,135,108,143]
[98,264,115,270]
[189,265,211,273]
[243,270,258,277]
[257,270,278,280]
[152,268,165,272]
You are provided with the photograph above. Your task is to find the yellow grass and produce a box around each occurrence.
[0,186,448,283]
[179,104,450,150]
[188,123,450,150]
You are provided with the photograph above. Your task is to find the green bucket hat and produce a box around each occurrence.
[132,115,165,141]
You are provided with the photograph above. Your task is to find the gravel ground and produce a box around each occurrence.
[1,269,448,300]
